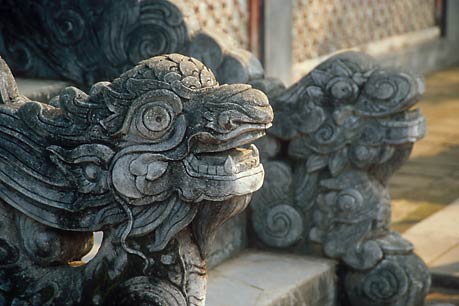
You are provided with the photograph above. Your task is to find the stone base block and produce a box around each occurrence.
[206,250,337,306]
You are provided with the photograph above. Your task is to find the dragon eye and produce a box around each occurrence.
[122,91,183,142]
[131,102,176,141]
[142,106,171,132]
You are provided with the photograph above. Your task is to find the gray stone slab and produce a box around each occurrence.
[16,78,70,102]
[206,250,337,306]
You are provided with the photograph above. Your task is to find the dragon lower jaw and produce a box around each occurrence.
[184,144,261,179]
[181,145,265,202]
[180,129,268,202]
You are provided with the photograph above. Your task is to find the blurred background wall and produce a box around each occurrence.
[184,0,459,85]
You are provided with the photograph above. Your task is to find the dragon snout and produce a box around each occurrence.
[220,86,273,127]
[242,87,274,125]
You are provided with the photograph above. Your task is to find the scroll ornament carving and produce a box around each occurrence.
[0,54,273,305]
[251,51,430,305]
[0,0,263,87]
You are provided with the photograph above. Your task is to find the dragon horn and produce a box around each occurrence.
[0,56,25,104]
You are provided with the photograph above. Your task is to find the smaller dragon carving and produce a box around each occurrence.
[251,51,430,306]
[0,54,272,305]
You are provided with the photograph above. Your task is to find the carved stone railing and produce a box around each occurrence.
[0,54,273,305]
[250,51,430,306]
[0,1,432,305]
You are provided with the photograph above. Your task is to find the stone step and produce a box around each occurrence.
[206,250,337,306]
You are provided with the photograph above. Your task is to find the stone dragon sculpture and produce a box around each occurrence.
[251,51,430,306]
[0,54,272,305]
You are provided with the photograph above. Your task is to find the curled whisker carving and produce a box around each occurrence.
[252,203,304,248]
[344,255,430,306]
[105,277,187,306]
[124,0,188,65]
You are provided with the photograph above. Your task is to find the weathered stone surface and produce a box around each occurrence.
[207,211,247,269]
[0,54,273,305]
[84,212,248,269]
[206,251,337,306]
[250,51,430,306]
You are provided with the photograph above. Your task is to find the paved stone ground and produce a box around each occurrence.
[388,66,459,305]
[390,66,459,233]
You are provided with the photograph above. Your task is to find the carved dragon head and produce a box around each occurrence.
[0,54,272,256]
[268,51,425,181]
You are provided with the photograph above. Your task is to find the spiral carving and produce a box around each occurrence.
[252,204,303,248]
[0,239,19,266]
[126,0,187,65]
[364,76,398,101]
[336,189,364,215]
[3,41,35,74]
[363,262,408,301]
[106,276,187,306]
[344,254,430,306]
[314,123,336,144]
[326,76,359,102]
[0,0,191,85]
[45,9,85,45]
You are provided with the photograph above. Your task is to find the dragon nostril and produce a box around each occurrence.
[218,113,235,130]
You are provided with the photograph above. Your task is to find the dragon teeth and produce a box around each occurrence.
[217,166,226,175]
[250,144,259,157]
[208,165,217,175]
[190,155,200,171]
[187,148,260,175]
[199,164,208,173]
[224,156,237,174]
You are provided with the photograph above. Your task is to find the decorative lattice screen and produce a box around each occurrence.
[293,0,436,63]
[189,0,250,49]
